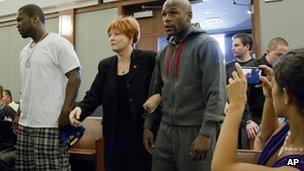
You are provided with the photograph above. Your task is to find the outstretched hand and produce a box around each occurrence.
[69,107,82,127]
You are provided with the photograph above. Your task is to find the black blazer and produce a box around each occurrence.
[78,49,156,140]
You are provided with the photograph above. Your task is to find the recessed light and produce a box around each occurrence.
[205,17,224,24]
[204,9,211,15]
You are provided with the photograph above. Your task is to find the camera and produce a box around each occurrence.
[241,67,261,85]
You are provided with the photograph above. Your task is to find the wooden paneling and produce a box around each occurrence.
[137,36,155,51]
[139,17,154,35]
[136,9,166,51]
[252,0,261,58]
[76,0,159,14]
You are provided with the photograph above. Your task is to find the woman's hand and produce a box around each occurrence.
[143,94,162,113]
[259,65,274,98]
[69,107,82,127]
[226,63,248,107]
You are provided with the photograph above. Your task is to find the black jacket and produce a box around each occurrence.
[0,105,16,147]
[78,49,156,140]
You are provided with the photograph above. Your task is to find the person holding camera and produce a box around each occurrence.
[212,49,304,171]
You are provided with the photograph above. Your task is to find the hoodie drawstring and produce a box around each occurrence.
[165,45,174,78]
[165,42,184,80]
[174,42,184,80]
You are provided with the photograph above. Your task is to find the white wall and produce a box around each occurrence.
[0,0,98,22]
[75,8,117,99]
[259,0,304,53]
[0,17,59,101]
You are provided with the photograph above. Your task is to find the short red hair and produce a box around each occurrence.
[107,16,140,45]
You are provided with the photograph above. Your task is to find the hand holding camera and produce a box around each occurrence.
[241,67,262,85]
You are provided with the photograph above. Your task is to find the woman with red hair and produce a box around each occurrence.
[69,16,159,171]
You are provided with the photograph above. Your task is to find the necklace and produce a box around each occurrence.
[278,131,304,156]
[25,32,48,68]
[117,58,130,75]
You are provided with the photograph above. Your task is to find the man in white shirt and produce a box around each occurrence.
[13,4,81,170]
[2,89,19,112]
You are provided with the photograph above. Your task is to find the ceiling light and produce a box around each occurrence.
[205,17,224,24]
[204,9,211,15]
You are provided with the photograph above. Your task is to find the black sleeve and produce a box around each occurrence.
[78,60,107,121]
[1,106,15,120]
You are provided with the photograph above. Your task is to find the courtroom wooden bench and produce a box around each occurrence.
[236,149,262,164]
[68,117,104,171]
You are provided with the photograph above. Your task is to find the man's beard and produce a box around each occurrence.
[22,26,35,39]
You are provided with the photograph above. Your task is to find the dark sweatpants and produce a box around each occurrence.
[152,121,217,171]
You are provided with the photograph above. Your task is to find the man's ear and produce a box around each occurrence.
[245,43,250,51]
[33,16,40,23]
[187,11,192,21]
[266,48,270,56]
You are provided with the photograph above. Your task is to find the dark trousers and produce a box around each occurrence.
[104,119,151,171]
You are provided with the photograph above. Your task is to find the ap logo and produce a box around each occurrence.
[287,158,300,166]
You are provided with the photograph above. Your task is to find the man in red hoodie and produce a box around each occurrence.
[143,0,226,170]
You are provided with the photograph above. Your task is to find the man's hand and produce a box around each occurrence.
[143,94,161,113]
[190,134,211,160]
[12,116,20,135]
[246,120,259,139]
[69,107,82,127]
[143,128,154,154]
[58,105,72,126]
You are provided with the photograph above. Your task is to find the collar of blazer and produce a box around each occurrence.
[107,50,143,90]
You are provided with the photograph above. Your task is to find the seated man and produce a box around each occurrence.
[0,87,16,170]
[2,89,19,112]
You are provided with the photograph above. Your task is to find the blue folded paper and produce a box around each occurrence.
[59,124,85,149]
